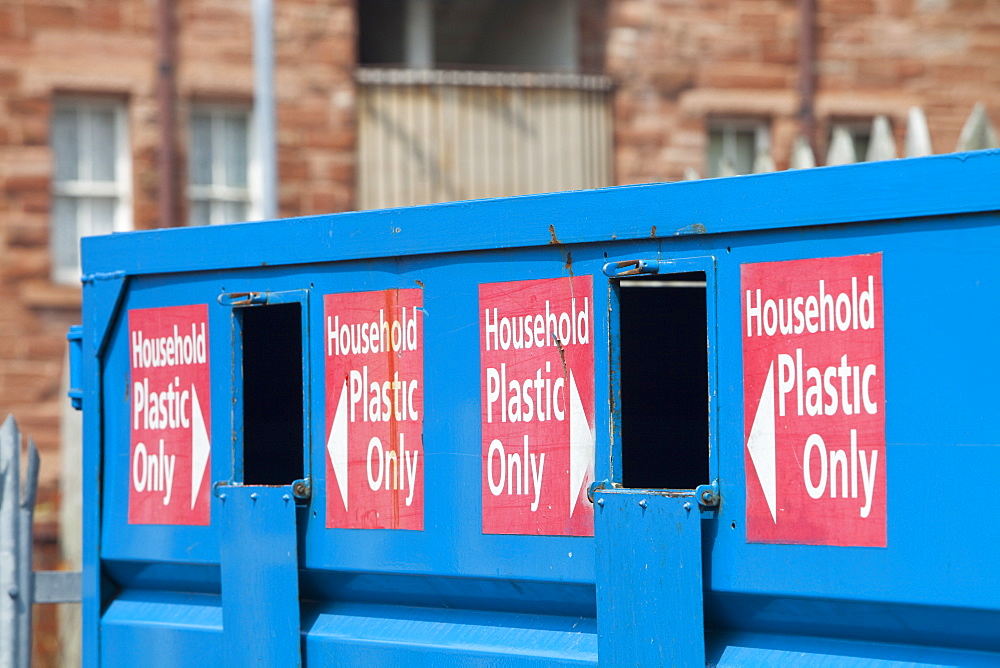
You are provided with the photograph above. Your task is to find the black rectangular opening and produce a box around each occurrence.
[618,272,709,489]
[241,303,303,485]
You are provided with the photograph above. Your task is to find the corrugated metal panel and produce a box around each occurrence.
[357,69,614,209]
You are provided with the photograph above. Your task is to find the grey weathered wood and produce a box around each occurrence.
[957,103,999,151]
[826,125,857,166]
[790,135,817,169]
[906,106,933,157]
[753,148,776,173]
[867,115,897,162]
[59,355,83,666]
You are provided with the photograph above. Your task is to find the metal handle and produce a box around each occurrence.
[603,259,660,277]
[66,325,83,410]
[218,291,269,306]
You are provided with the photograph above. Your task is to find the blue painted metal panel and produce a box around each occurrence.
[81,151,1000,278]
[79,151,1000,665]
[303,601,596,665]
[101,591,222,667]
[218,485,301,666]
[595,490,704,666]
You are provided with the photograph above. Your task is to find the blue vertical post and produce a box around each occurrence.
[218,486,302,666]
[594,490,706,666]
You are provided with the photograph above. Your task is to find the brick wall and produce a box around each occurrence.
[0,2,356,662]
[607,0,1000,182]
[177,0,358,221]
[0,0,357,476]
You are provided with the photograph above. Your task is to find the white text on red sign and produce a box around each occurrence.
[742,255,885,547]
[325,291,424,530]
[128,306,212,526]
[480,277,595,536]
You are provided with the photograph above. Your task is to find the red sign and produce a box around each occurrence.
[479,276,595,536]
[128,305,212,525]
[742,254,885,547]
[324,289,424,530]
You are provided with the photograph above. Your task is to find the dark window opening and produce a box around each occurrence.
[358,0,597,73]
[618,272,709,489]
[241,303,303,485]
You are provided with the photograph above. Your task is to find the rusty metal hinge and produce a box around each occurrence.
[694,480,720,507]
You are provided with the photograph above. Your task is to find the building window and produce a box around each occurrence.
[359,0,580,73]
[188,107,254,226]
[51,98,131,285]
[707,119,771,178]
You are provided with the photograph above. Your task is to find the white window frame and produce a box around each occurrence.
[51,97,132,285]
[187,105,258,226]
[707,118,771,178]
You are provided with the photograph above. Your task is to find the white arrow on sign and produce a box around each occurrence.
[746,362,777,523]
[190,385,210,510]
[327,381,349,510]
[568,370,595,517]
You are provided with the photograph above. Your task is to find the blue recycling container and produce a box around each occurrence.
[75,149,1000,666]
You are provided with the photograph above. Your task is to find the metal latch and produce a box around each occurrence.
[603,259,660,277]
[218,291,270,306]
[603,259,703,278]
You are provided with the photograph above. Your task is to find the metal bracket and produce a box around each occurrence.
[218,291,269,307]
[603,259,660,277]
[587,479,609,504]
[34,571,82,604]
[291,477,311,500]
[66,325,83,410]
[694,480,720,508]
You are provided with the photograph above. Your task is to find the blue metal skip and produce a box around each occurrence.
[77,150,1000,666]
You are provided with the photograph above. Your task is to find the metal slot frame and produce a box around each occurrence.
[225,289,312,492]
[607,256,719,501]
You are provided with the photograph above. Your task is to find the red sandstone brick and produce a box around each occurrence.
[0,68,19,89]
[24,335,70,360]
[7,220,48,247]
[86,4,122,31]
[277,157,310,181]
[0,7,19,38]
[19,281,82,310]
[4,174,51,194]
[700,63,792,89]
[8,96,49,118]
[326,162,355,183]
[22,191,52,215]
[24,4,80,30]
[2,248,50,280]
